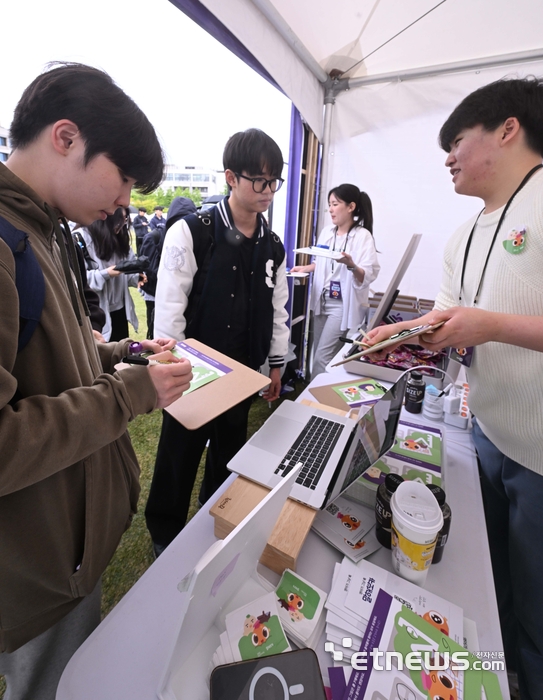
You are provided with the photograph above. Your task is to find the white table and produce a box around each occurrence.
[57,369,509,699]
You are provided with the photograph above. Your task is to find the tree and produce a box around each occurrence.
[131,186,203,214]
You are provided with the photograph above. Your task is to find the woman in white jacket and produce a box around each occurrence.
[81,207,144,341]
[292,184,380,376]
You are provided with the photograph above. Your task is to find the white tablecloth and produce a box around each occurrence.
[57,370,508,699]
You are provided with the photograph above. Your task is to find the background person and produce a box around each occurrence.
[140,196,197,339]
[365,77,543,699]
[132,206,149,254]
[149,205,165,233]
[292,184,380,376]
[145,128,289,556]
[81,206,145,341]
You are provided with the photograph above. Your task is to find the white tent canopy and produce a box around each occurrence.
[176,0,543,298]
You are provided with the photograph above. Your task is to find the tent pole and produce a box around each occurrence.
[347,48,543,89]
[316,98,334,235]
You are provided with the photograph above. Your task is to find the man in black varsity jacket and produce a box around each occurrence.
[146,129,289,554]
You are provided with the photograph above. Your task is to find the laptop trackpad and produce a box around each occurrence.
[251,415,303,456]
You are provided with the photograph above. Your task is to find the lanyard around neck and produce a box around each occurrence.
[331,227,350,271]
[459,163,543,305]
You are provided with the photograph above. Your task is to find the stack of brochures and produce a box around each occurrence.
[211,591,291,671]
[324,557,504,700]
[210,570,328,672]
[311,495,381,562]
[346,420,444,507]
[273,569,327,649]
[324,557,464,664]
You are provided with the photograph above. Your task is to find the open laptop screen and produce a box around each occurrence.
[325,375,407,505]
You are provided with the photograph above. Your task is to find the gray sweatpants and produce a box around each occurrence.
[311,294,345,378]
[0,582,101,700]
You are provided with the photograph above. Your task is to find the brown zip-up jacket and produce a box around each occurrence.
[0,163,157,652]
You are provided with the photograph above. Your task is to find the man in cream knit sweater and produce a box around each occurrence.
[367,78,543,698]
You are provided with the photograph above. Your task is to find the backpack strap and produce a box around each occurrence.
[184,210,215,332]
[0,215,46,352]
[72,230,98,270]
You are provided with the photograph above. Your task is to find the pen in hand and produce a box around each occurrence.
[122,355,177,366]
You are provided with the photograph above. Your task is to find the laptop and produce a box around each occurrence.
[228,376,407,510]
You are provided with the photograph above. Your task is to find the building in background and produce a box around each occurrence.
[161,164,224,197]
[0,126,10,163]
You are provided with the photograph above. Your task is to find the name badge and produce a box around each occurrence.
[449,346,474,367]
[329,280,342,300]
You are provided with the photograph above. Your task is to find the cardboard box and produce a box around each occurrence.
[209,476,316,574]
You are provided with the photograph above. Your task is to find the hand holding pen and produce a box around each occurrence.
[122,341,193,408]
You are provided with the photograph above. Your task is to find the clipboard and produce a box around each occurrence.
[356,321,445,356]
[165,339,271,429]
[293,246,343,260]
[332,322,445,366]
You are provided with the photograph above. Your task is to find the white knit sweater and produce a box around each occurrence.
[435,168,543,473]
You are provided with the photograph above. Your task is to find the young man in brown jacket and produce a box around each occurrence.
[0,63,192,699]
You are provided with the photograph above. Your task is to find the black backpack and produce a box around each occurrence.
[141,210,215,298]
[0,215,45,352]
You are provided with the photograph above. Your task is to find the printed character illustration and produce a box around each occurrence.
[400,437,430,455]
[503,227,526,254]
[422,610,450,636]
[421,661,458,700]
[344,386,359,396]
[278,593,305,622]
[243,611,271,646]
[344,538,366,550]
[359,383,377,393]
[337,511,361,531]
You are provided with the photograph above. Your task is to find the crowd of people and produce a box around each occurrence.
[0,60,542,700]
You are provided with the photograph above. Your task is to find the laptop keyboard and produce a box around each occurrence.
[274,415,344,489]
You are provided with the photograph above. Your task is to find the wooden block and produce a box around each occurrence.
[209,476,316,575]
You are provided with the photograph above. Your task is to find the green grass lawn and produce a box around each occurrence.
[101,288,302,616]
[0,289,304,699]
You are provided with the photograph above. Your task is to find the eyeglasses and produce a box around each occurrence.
[235,173,284,193]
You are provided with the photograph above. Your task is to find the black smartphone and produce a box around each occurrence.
[209,648,327,700]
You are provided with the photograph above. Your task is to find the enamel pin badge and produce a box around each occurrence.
[503,226,527,254]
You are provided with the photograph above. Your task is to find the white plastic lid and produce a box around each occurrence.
[391,481,443,536]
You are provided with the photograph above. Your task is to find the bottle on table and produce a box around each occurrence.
[405,370,425,414]
[426,484,452,564]
[375,473,404,548]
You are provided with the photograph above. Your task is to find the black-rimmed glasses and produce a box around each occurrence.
[235,173,284,193]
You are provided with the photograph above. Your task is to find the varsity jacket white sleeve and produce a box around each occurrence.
[154,219,198,341]
[268,257,289,368]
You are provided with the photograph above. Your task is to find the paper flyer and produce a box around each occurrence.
[390,421,443,469]
[342,589,504,700]
[275,569,327,647]
[224,592,291,662]
[171,340,233,396]
[312,496,382,562]
[357,453,442,491]
[342,558,464,646]
[331,379,388,408]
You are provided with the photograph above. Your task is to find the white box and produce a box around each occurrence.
[157,469,300,700]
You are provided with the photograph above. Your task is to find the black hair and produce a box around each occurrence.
[86,206,131,261]
[328,184,374,235]
[439,77,543,155]
[223,128,284,178]
[10,62,164,193]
